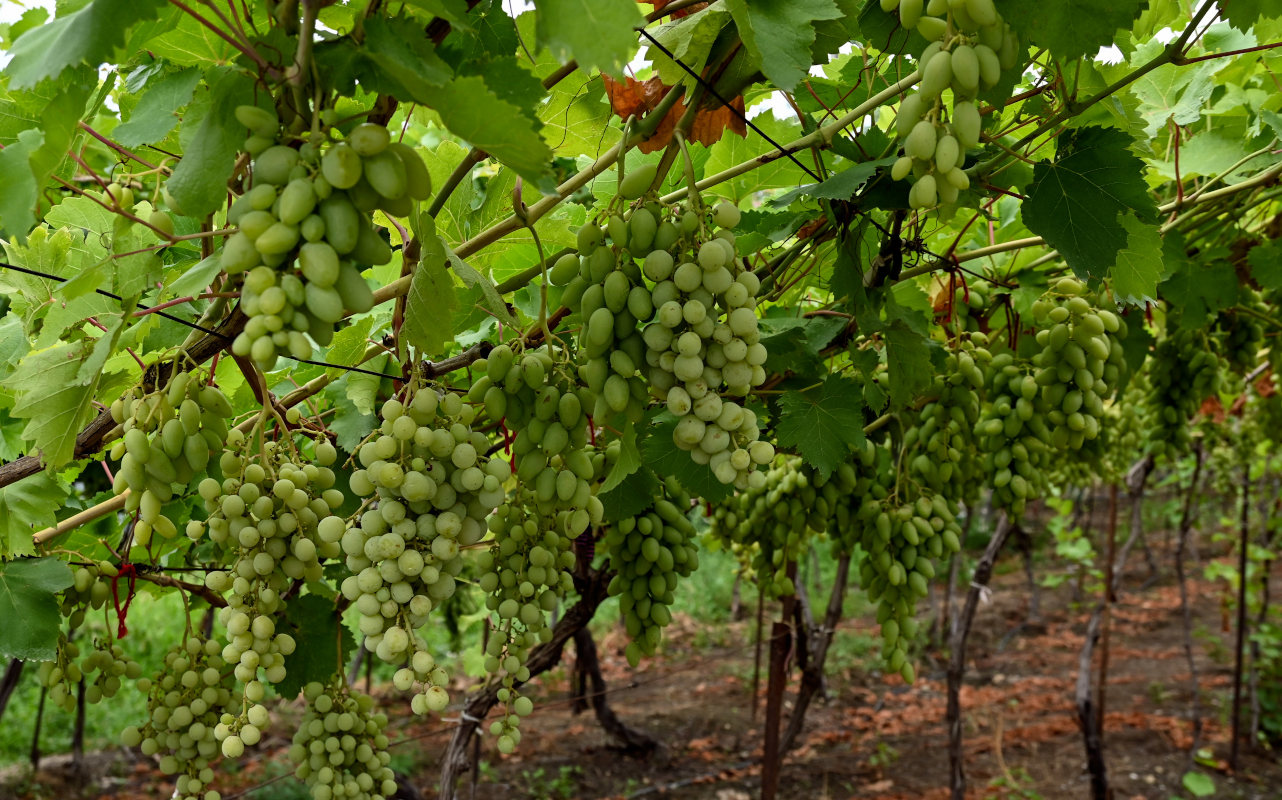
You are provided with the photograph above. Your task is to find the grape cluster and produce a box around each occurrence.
[642,201,772,487]
[882,0,1021,209]
[109,369,233,546]
[1031,279,1129,450]
[560,206,659,424]
[192,432,343,730]
[41,565,142,710]
[1214,299,1265,375]
[288,681,397,800]
[473,344,599,529]
[708,457,860,597]
[1143,326,1223,460]
[476,494,579,751]
[828,439,959,681]
[603,478,699,666]
[121,636,238,800]
[937,280,989,335]
[342,388,507,715]
[903,334,989,502]
[976,351,1051,518]
[226,106,431,369]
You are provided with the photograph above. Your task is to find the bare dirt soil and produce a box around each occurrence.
[5,533,1281,800]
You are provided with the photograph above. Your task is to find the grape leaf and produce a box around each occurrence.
[601,422,640,493]
[359,16,455,102]
[646,6,731,86]
[166,68,254,219]
[329,375,378,454]
[3,0,166,89]
[113,68,202,148]
[1022,126,1157,282]
[1248,239,1282,291]
[1130,57,1219,137]
[324,318,375,377]
[1182,771,1216,798]
[882,319,938,410]
[1160,255,1238,330]
[724,0,842,92]
[599,468,660,522]
[532,0,644,76]
[403,219,459,358]
[639,412,732,503]
[277,594,353,699]
[447,248,519,329]
[165,254,223,301]
[996,0,1147,62]
[345,353,390,416]
[0,473,69,558]
[2,340,106,469]
[0,129,44,240]
[429,76,554,186]
[0,558,74,660]
[775,375,866,479]
[1110,212,1164,306]
[1222,0,1282,31]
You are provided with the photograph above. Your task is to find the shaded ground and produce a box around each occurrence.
[4,535,1281,800]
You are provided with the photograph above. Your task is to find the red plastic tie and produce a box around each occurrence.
[110,563,138,639]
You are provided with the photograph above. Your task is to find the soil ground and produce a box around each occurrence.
[4,524,1281,800]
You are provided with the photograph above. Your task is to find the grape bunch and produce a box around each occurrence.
[842,441,961,682]
[342,388,508,715]
[476,494,579,751]
[882,0,1022,209]
[903,333,989,503]
[288,681,397,800]
[603,477,699,666]
[641,201,773,487]
[108,369,233,547]
[708,457,860,597]
[225,106,432,369]
[937,280,990,335]
[1143,326,1223,460]
[1213,299,1265,375]
[41,565,142,710]
[1030,279,1129,450]
[557,206,661,424]
[472,344,600,529]
[121,636,238,800]
[976,351,1052,518]
[191,431,343,730]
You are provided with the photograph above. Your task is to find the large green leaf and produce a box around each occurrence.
[113,68,202,148]
[3,338,111,469]
[0,558,74,661]
[775,375,866,479]
[532,0,643,76]
[646,6,732,87]
[724,0,842,92]
[277,594,353,699]
[3,0,167,89]
[402,218,459,358]
[1248,239,1282,291]
[359,16,455,103]
[0,473,69,558]
[996,0,1148,62]
[1222,0,1282,31]
[0,129,44,239]
[1110,212,1164,306]
[1021,126,1157,281]
[166,68,254,219]
[428,76,554,186]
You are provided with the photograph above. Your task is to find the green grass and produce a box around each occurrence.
[0,591,189,768]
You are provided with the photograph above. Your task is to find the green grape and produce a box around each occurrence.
[342,386,508,713]
[886,2,1021,211]
[1143,324,1223,461]
[126,636,237,800]
[109,367,230,547]
[977,351,1051,519]
[289,681,396,800]
[224,115,432,370]
[604,477,699,665]
[1030,280,1129,452]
